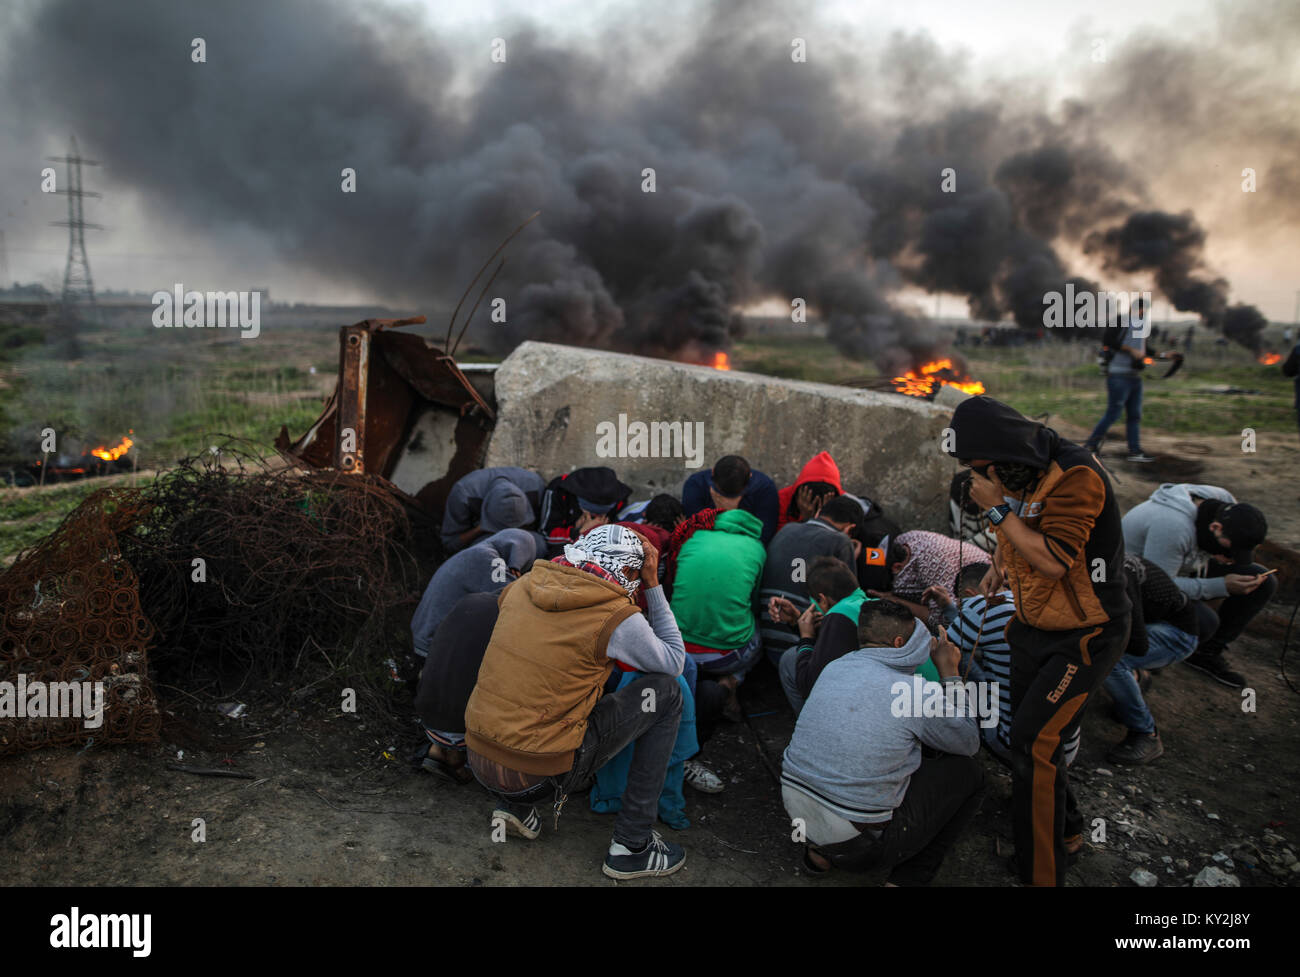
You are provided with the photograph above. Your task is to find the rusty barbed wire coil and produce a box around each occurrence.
[0,437,424,755]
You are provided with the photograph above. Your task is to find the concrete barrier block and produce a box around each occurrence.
[484,341,955,531]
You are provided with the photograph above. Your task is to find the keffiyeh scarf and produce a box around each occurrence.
[556,523,645,595]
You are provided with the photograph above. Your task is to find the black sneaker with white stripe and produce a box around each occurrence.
[602,830,686,879]
[492,803,541,840]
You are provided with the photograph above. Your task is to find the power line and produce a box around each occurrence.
[47,134,102,326]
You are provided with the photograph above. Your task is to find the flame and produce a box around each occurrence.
[1143,356,1154,365]
[891,358,985,398]
[712,351,731,371]
[1259,351,1281,365]
[91,432,134,462]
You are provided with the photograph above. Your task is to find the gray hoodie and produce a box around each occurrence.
[781,618,979,823]
[411,529,547,656]
[1122,483,1236,600]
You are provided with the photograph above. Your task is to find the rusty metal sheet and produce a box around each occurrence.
[276,315,495,523]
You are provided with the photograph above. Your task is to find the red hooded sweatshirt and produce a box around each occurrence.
[776,451,844,530]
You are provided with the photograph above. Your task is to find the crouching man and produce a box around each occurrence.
[464,524,688,880]
[781,600,985,885]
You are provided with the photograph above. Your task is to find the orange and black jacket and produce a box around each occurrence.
[948,396,1130,631]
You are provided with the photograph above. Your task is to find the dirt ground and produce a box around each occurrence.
[3,418,1299,887]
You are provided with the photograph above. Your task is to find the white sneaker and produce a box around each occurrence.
[683,759,724,794]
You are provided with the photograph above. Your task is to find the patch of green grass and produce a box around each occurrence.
[964,344,1297,435]
[4,331,330,471]
[222,364,306,391]
[0,477,155,562]
[732,335,872,383]
[146,396,324,467]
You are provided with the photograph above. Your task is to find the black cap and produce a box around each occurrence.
[1217,502,1267,566]
[562,466,632,508]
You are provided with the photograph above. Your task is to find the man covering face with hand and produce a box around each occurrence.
[947,395,1131,887]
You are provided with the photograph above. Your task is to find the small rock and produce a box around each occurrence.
[1243,763,1255,773]
[1207,813,1221,821]
[1098,790,1109,798]
[1192,799,1203,807]
[1129,851,1151,863]
[1175,859,1190,871]
[1158,834,1170,846]
[1123,784,1140,796]
[1161,855,1173,864]
[1193,866,1240,887]
[1212,851,1230,864]
[1282,849,1298,867]
[1095,767,1114,777]
[1130,868,1159,888]
[1262,831,1284,845]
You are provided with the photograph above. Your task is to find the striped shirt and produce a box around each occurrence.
[945,592,1081,766]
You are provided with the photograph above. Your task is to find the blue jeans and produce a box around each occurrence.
[778,645,806,716]
[692,630,763,682]
[1087,373,1143,453]
[1103,621,1197,733]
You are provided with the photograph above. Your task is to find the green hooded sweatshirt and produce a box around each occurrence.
[670,508,767,650]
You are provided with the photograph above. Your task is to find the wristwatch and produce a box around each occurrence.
[985,503,1012,525]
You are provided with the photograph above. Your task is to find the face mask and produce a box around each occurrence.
[997,462,1041,493]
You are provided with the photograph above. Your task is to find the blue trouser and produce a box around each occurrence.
[692,630,763,681]
[1103,621,1198,734]
[590,671,698,829]
[1087,373,1143,453]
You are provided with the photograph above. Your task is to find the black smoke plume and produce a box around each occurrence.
[1083,211,1266,350]
[1,0,1284,366]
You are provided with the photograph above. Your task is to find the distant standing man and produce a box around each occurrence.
[1085,296,1152,462]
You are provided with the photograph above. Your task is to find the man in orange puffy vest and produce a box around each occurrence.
[464,524,689,880]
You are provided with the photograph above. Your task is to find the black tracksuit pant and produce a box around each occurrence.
[1007,614,1130,886]
[1196,561,1278,656]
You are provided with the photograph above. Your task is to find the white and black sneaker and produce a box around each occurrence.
[492,803,541,840]
[683,759,724,794]
[1127,452,1155,463]
[602,830,686,879]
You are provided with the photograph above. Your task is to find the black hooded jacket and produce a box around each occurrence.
[947,396,1130,630]
[947,395,1060,469]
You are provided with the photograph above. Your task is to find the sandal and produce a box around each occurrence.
[418,742,473,785]
[802,844,832,875]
